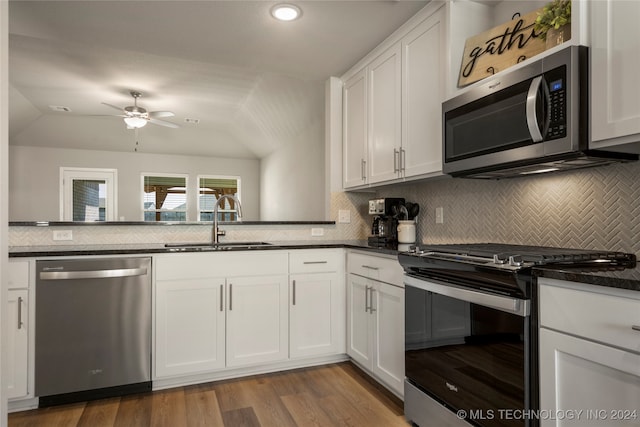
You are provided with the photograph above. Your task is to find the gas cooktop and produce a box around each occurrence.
[398,243,637,298]
[403,243,636,270]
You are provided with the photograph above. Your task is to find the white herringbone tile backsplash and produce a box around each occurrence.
[377,161,640,255]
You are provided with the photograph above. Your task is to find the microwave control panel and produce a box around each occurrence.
[546,66,567,140]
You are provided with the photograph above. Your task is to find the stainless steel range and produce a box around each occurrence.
[399,243,635,427]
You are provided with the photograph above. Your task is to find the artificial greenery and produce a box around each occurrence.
[535,0,571,40]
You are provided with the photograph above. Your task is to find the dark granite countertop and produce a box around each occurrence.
[8,240,400,258]
[9,220,335,227]
[534,263,640,292]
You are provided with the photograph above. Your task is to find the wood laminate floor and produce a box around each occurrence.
[9,362,409,427]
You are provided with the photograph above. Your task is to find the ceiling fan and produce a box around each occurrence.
[100,91,179,129]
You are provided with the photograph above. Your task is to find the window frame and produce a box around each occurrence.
[59,167,118,221]
[197,174,242,222]
[141,172,189,222]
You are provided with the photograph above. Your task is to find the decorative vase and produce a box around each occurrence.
[546,25,571,49]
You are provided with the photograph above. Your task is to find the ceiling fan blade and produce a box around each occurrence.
[149,118,179,128]
[101,102,125,112]
[87,114,127,118]
[148,111,175,118]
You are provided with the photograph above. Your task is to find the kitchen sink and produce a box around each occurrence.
[164,242,273,252]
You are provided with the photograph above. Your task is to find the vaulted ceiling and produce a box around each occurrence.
[8,0,428,159]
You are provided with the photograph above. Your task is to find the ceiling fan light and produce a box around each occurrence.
[271,4,301,21]
[124,116,147,128]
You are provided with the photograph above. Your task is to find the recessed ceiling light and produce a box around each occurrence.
[271,3,302,21]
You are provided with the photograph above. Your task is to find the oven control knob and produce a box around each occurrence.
[508,255,523,266]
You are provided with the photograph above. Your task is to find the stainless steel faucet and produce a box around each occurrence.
[212,194,243,244]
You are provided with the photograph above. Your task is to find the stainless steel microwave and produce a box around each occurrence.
[442,45,637,179]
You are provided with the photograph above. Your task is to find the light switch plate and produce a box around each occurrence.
[53,230,73,241]
[338,209,351,223]
[435,207,444,224]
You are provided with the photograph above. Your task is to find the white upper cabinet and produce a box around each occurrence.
[402,7,445,178]
[341,2,447,189]
[368,44,402,184]
[343,68,368,188]
[589,0,640,148]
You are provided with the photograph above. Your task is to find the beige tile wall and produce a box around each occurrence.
[376,161,640,254]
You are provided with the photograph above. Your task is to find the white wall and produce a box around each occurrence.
[260,117,325,221]
[9,146,261,221]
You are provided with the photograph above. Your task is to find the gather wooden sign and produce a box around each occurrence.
[458,8,548,88]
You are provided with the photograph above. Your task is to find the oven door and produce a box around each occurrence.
[405,274,532,427]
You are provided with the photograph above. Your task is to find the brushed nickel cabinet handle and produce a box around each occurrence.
[369,288,377,313]
[364,285,369,313]
[632,325,640,332]
[17,296,24,330]
[303,261,328,265]
[220,284,224,312]
[394,149,399,173]
[229,283,233,311]
[361,159,367,180]
[292,280,297,306]
[362,265,379,270]
[400,147,406,172]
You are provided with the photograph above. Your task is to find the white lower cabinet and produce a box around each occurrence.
[7,260,31,401]
[154,251,289,378]
[226,274,289,367]
[347,251,405,396]
[155,277,226,377]
[7,289,29,399]
[289,249,345,359]
[539,278,640,427]
[154,249,345,381]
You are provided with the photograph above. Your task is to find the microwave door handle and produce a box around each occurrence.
[526,76,544,142]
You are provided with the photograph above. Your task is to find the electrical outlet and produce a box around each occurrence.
[311,228,325,237]
[435,207,444,224]
[338,209,351,224]
[53,230,73,241]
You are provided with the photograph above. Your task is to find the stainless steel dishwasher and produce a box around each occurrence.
[35,257,152,406]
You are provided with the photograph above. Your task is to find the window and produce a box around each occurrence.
[142,174,187,221]
[60,167,117,221]
[198,176,241,221]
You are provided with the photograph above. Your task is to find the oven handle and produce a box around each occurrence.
[404,275,530,317]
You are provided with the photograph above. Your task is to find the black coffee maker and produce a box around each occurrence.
[368,198,404,248]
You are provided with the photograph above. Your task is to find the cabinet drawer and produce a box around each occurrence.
[155,251,289,280]
[289,249,342,274]
[540,280,640,353]
[347,251,404,286]
[8,261,30,290]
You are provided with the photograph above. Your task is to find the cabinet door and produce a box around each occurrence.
[226,275,289,367]
[590,0,640,145]
[290,272,345,359]
[402,8,445,178]
[155,278,226,378]
[372,282,405,396]
[7,290,29,399]
[347,273,373,370]
[540,328,640,427]
[368,43,402,184]
[343,68,368,188]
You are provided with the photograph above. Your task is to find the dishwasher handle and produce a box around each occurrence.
[39,267,148,280]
